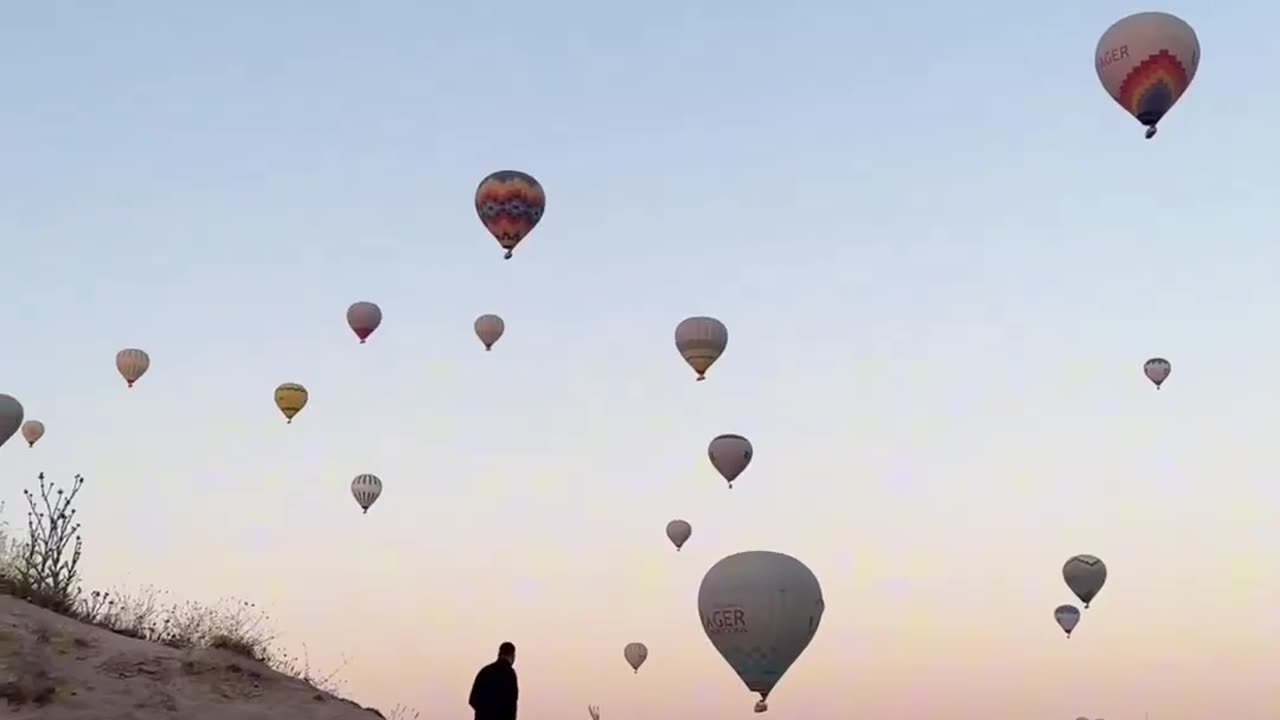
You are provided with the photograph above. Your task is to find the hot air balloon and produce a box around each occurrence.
[1063,554,1107,608]
[274,383,308,424]
[1054,604,1081,638]
[0,395,23,449]
[1143,357,1171,389]
[351,474,382,514]
[475,170,545,259]
[1096,12,1200,139]
[666,519,692,551]
[474,314,505,351]
[21,420,44,448]
[698,551,824,713]
[623,642,648,673]
[675,316,728,381]
[347,302,382,344]
[708,434,752,489]
[116,348,150,388]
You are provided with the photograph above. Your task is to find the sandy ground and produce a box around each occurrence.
[0,595,386,719]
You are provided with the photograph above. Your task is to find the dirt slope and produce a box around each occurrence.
[0,595,385,719]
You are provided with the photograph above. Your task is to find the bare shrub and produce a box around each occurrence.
[383,703,421,720]
[3,474,84,613]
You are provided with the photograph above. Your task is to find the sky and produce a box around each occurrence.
[0,1,1276,718]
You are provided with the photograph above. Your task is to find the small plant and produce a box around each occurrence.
[383,704,421,720]
[6,474,84,613]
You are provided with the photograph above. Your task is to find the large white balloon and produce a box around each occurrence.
[1095,12,1200,139]
[474,314,506,351]
[1054,604,1081,638]
[623,642,648,673]
[674,316,728,381]
[351,474,382,514]
[0,395,23,449]
[1143,357,1171,389]
[1063,554,1107,608]
[708,434,753,488]
[665,519,692,551]
[698,551,824,712]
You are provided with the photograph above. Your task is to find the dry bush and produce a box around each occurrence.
[0,474,84,613]
[382,703,421,720]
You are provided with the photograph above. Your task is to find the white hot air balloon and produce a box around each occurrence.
[347,301,383,343]
[1143,357,1171,389]
[666,519,692,551]
[351,474,383,514]
[1063,554,1107,608]
[1055,604,1081,638]
[116,348,150,388]
[474,314,506,351]
[698,551,824,713]
[20,420,44,448]
[675,316,728,381]
[0,395,24,449]
[623,642,648,673]
[708,434,753,489]
[1095,12,1200,140]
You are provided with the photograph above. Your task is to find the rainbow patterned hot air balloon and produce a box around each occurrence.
[1095,12,1200,139]
[475,170,545,259]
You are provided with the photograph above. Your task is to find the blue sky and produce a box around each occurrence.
[0,3,1277,718]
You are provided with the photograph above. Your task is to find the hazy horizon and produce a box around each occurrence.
[1,2,1277,718]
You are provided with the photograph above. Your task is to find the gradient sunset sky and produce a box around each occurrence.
[1,2,1276,718]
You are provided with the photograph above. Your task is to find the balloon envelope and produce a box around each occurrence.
[666,519,692,550]
[623,642,648,672]
[698,551,824,707]
[351,473,382,513]
[274,383,309,424]
[474,314,506,350]
[1144,357,1171,388]
[1054,604,1081,636]
[0,395,23,449]
[116,348,150,388]
[347,302,383,343]
[708,434,753,488]
[675,316,728,380]
[20,420,44,448]
[1096,12,1200,137]
[1063,554,1107,608]
[475,170,545,259]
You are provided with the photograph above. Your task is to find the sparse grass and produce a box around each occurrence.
[383,703,421,720]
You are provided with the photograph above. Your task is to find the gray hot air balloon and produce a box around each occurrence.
[1063,554,1107,608]
[351,474,382,514]
[623,642,648,673]
[1054,604,1081,638]
[666,519,692,551]
[675,316,728,381]
[698,551,824,713]
[20,420,44,448]
[708,434,753,488]
[347,301,383,343]
[474,314,505,351]
[0,395,24,449]
[1143,357,1171,389]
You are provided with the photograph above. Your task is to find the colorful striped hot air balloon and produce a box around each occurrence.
[475,170,545,259]
[1096,12,1200,139]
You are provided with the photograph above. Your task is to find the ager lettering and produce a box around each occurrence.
[704,608,748,634]
[1096,45,1129,69]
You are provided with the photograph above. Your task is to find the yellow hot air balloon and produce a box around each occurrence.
[274,383,308,424]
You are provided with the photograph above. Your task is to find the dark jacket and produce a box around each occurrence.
[469,658,518,720]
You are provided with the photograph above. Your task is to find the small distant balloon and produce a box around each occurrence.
[1144,357,1171,389]
[116,348,150,388]
[347,302,383,344]
[1063,554,1107,608]
[1096,12,1200,139]
[675,316,728,381]
[623,642,648,673]
[351,473,382,514]
[708,434,753,488]
[1054,604,1081,638]
[475,170,546,259]
[666,519,692,551]
[21,420,44,448]
[474,314,506,351]
[274,383,309,424]
[0,395,23,449]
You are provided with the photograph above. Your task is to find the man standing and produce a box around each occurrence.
[469,641,518,720]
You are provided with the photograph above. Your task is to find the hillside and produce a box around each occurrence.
[0,594,385,719]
